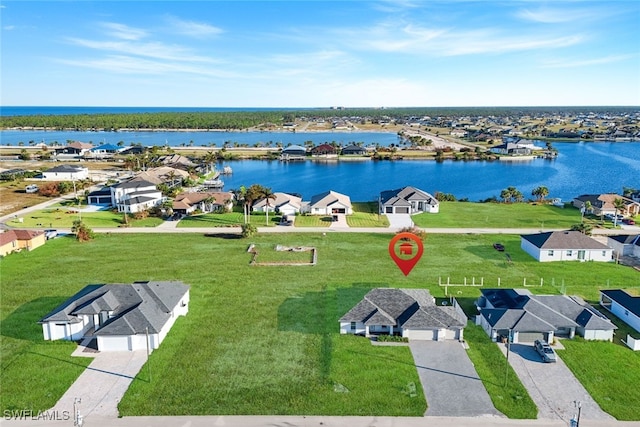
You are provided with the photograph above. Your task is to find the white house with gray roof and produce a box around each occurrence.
[600,289,640,334]
[340,288,466,341]
[42,165,89,181]
[110,178,164,213]
[304,190,353,215]
[476,288,616,343]
[39,281,190,352]
[520,230,613,262]
[379,186,439,214]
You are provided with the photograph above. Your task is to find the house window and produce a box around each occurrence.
[350,322,356,331]
[602,251,607,257]
[566,250,573,256]
[625,310,629,316]
[548,250,554,256]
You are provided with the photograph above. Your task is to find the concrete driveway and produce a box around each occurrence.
[498,342,614,422]
[387,213,414,229]
[48,346,148,418]
[410,340,503,417]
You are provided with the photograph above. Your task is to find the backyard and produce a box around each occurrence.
[1,232,638,418]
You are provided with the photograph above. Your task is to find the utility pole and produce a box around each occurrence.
[504,329,511,387]
[146,326,152,382]
[571,400,582,427]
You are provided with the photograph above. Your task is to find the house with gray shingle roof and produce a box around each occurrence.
[339,288,466,341]
[304,190,352,215]
[607,234,640,257]
[600,290,640,334]
[476,289,616,343]
[39,281,190,352]
[380,186,439,214]
[520,230,613,262]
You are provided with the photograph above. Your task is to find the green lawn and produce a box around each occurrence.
[347,202,389,228]
[10,207,162,228]
[412,201,581,228]
[2,232,639,417]
[177,211,281,227]
[293,215,332,227]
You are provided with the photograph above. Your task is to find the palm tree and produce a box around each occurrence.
[235,186,248,224]
[261,187,276,225]
[581,200,592,222]
[532,186,549,202]
[202,196,216,213]
[613,198,626,228]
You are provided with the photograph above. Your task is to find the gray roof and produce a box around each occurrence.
[479,288,615,332]
[608,234,640,245]
[380,186,437,206]
[340,288,464,330]
[601,289,640,317]
[45,165,87,173]
[39,281,189,335]
[113,179,157,190]
[521,231,610,250]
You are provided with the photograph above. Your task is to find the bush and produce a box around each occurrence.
[397,226,427,241]
[376,335,408,343]
[241,223,257,238]
[71,219,95,242]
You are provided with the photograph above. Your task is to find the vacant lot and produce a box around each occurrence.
[1,233,638,418]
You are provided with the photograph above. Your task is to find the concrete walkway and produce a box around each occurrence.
[410,341,503,417]
[48,349,148,418]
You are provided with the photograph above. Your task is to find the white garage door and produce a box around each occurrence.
[98,336,130,351]
[445,328,459,340]
[395,207,410,214]
[408,329,436,340]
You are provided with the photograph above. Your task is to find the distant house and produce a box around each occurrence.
[304,190,352,215]
[476,288,616,343]
[54,141,93,156]
[134,166,189,187]
[310,144,337,157]
[110,179,164,213]
[572,194,640,217]
[173,191,234,215]
[341,145,367,156]
[42,165,89,181]
[280,145,307,161]
[155,154,198,171]
[380,186,439,214]
[252,192,302,216]
[489,142,532,156]
[87,188,113,206]
[0,230,46,257]
[607,234,640,257]
[520,230,613,262]
[600,290,640,334]
[450,129,468,138]
[340,288,466,341]
[39,281,190,352]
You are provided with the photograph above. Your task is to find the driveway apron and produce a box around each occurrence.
[387,213,414,229]
[410,341,503,417]
[49,349,148,418]
[498,342,614,422]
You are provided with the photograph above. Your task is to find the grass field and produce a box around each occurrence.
[1,232,638,418]
[412,201,581,228]
[11,206,163,228]
[347,202,389,228]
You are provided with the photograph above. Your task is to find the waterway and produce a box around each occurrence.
[0,129,638,202]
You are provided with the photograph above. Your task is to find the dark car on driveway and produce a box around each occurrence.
[534,339,557,363]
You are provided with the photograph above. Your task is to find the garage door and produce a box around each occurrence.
[395,207,410,214]
[407,329,436,340]
[98,336,130,351]
[445,328,459,340]
[517,332,546,343]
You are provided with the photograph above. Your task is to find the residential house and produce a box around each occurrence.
[135,166,190,188]
[572,194,640,217]
[489,142,532,156]
[304,190,353,215]
[87,188,113,206]
[53,141,93,156]
[607,234,640,257]
[310,144,337,157]
[520,230,613,262]
[39,281,190,352]
[341,145,367,156]
[280,145,307,161]
[155,154,198,171]
[110,178,164,213]
[0,230,46,257]
[173,191,234,215]
[340,288,466,341]
[600,290,640,333]
[42,165,89,181]
[379,186,439,214]
[252,192,302,216]
[476,288,616,343]
[450,129,468,138]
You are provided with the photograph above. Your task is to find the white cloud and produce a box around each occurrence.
[165,16,223,38]
[540,54,636,69]
[100,22,147,40]
[3,25,15,31]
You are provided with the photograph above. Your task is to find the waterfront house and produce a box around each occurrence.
[252,192,302,216]
[572,194,640,217]
[341,145,367,156]
[173,191,234,214]
[110,178,164,214]
[280,145,307,161]
[489,142,532,156]
[379,186,439,214]
[304,190,352,215]
[42,165,89,181]
[600,290,640,334]
[340,288,466,341]
[521,230,613,262]
[476,288,616,343]
[310,144,337,157]
[0,229,46,257]
[39,281,190,352]
[53,141,93,156]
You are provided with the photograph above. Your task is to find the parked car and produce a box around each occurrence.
[534,339,557,363]
[25,184,39,193]
[493,243,505,251]
[622,218,636,225]
[44,229,58,240]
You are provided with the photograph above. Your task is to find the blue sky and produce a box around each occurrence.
[1,1,639,107]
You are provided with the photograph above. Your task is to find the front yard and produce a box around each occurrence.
[1,232,638,418]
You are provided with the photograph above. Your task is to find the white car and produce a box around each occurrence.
[25,184,39,193]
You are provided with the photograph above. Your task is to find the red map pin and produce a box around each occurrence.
[389,232,424,276]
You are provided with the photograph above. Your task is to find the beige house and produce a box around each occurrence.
[173,191,234,214]
[0,230,46,256]
[572,194,640,217]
